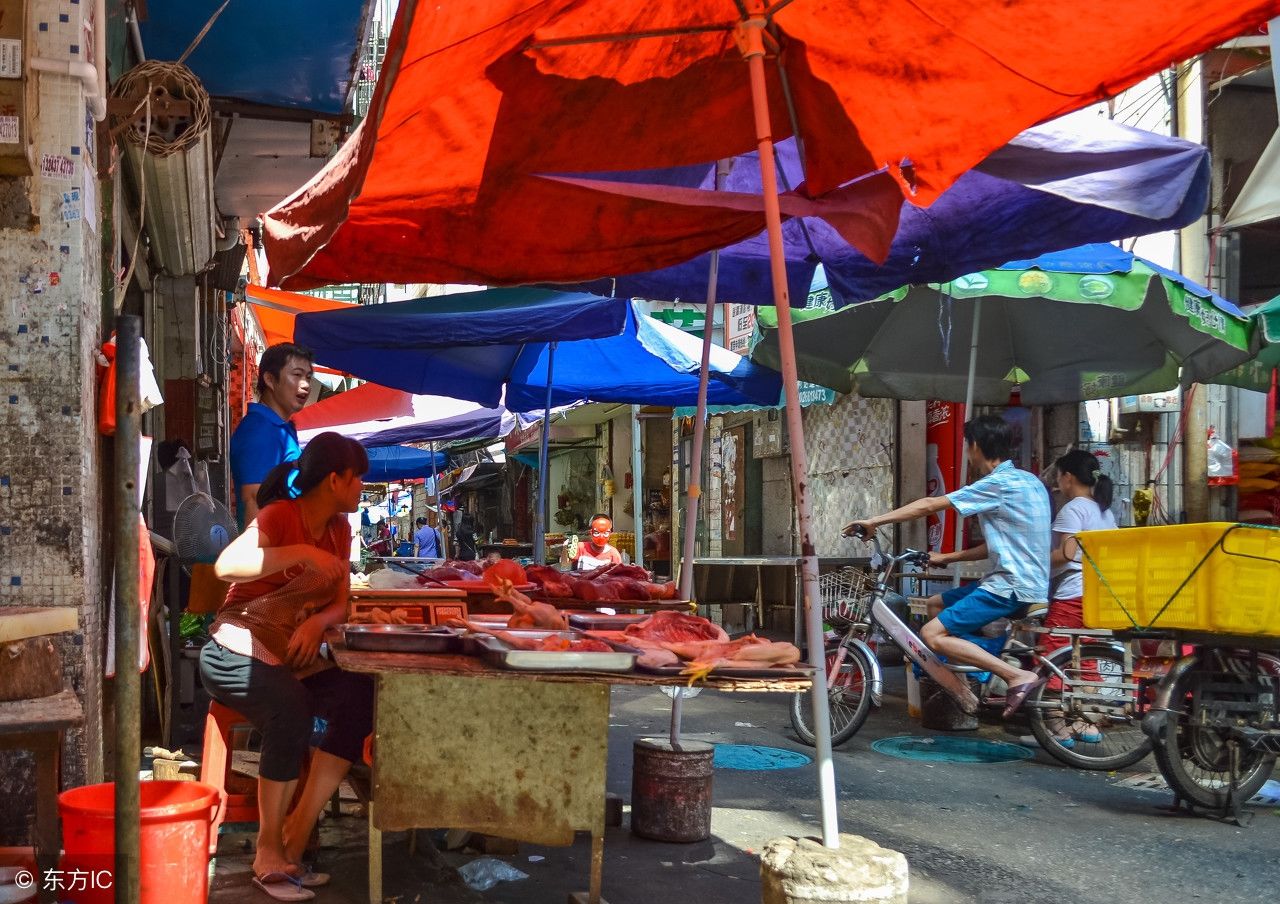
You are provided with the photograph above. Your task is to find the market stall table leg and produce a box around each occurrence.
[369,672,610,904]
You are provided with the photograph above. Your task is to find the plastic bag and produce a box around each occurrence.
[458,858,529,892]
[1207,428,1238,486]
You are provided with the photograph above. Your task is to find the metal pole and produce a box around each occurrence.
[954,297,982,586]
[741,18,838,848]
[670,162,729,747]
[114,314,142,902]
[676,160,730,602]
[631,405,644,569]
[533,342,557,563]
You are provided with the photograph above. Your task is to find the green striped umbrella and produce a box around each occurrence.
[752,244,1254,406]
[1211,295,1280,391]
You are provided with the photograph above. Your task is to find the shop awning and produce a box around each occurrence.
[296,382,519,446]
[1222,129,1280,231]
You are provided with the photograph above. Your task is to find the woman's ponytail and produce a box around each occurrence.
[254,432,369,510]
[1093,474,1114,512]
[1055,448,1112,513]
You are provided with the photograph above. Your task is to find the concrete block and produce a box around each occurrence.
[761,834,908,904]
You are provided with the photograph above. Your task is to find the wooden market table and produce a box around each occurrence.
[328,635,808,904]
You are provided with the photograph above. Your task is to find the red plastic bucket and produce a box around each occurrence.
[58,781,221,904]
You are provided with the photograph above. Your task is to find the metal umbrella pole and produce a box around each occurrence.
[631,405,644,569]
[671,160,729,746]
[953,297,982,585]
[739,17,838,848]
[114,314,143,900]
[533,341,558,564]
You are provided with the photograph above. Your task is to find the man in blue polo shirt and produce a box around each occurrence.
[843,414,1051,716]
[230,342,315,528]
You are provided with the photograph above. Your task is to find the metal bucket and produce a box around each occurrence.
[630,738,714,843]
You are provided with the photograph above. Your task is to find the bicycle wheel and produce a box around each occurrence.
[1028,644,1152,771]
[791,644,874,747]
[1151,651,1279,811]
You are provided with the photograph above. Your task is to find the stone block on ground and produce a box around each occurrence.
[761,834,908,904]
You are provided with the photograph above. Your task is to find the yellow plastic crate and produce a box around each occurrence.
[1079,523,1280,636]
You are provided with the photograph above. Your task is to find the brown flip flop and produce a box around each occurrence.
[1002,677,1047,719]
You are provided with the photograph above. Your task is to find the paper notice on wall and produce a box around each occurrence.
[82,176,97,233]
[0,39,22,79]
[0,115,17,144]
[41,154,75,180]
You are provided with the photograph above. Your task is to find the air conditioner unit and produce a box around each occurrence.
[112,61,216,276]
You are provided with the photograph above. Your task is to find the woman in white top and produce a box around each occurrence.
[1042,449,1116,746]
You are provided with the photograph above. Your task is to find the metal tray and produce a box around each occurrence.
[343,624,464,654]
[566,612,650,630]
[473,632,638,673]
[634,660,815,679]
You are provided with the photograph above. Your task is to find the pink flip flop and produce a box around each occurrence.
[1001,677,1047,719]
[252,872,315,902]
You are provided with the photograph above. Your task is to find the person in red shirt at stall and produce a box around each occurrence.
[568,513,624,570]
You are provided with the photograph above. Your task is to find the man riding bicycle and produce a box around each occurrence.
[844,414,1052,716]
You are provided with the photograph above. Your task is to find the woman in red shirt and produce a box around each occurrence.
[198,432,369,899]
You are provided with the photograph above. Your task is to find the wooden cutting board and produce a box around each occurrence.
[0,607,78,643]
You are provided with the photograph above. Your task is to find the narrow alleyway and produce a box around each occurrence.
[208,669,1279,904]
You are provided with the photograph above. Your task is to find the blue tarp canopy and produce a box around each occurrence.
[306,301,781,409]
[361,445,447,483]
[554,118,1210,307]
[295,287,631,407]
[137,1,371,114]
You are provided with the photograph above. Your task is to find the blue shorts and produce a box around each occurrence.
[935,584,1028,637]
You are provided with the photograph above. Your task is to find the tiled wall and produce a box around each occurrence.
[0,0,104,842]
[801,394,896,558]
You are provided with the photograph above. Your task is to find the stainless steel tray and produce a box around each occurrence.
[566,612,649,630]
[473,632,638,673]
[343,624,464,654]
[633,660,815,679]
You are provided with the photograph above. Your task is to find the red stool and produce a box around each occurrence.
[200,701,261,855]
[200,701,316,856]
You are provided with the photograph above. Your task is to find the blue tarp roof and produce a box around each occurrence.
[361,445,446,483]
[138,1,372,114]
[298,288,780,409]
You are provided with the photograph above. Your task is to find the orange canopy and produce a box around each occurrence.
[264,0,1280,290]
[245,284,351,346]
[245,285,352,374]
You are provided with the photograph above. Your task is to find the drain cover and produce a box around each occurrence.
[871,735,1034,764]
[713,744,812,770]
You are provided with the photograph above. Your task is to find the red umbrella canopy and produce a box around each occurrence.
[264,0,1280,289]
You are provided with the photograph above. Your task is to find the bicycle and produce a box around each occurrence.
[791,529,1154,771]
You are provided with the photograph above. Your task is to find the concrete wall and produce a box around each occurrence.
[0,0,105,842]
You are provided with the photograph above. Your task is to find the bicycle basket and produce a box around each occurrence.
[820,568,875,627]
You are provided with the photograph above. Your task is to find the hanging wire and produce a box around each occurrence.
[936,285,953,367]
[178,0,233,65]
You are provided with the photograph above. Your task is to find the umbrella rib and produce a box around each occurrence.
[528,23,736,49]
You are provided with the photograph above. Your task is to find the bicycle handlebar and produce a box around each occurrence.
[851,530,931,572]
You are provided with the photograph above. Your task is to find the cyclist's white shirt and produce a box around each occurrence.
[1051,496,1116,600]
[947,460,1051,603]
